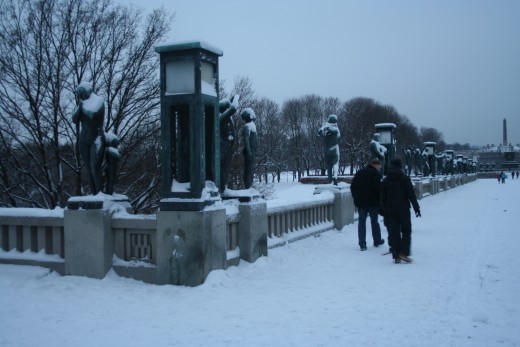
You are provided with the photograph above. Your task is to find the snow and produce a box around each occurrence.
[0,207,64,217]
[81,93,104,115]
[1,178,520,346]
[201,80,217,97]
[372,139,388,155]
[0,249,63,262]
[244,120,257,133]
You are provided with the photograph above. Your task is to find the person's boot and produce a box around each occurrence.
[360,242,367,251]
[374,239,385,247]
[399,254,413,263]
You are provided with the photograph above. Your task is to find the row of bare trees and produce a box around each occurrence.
[0,0,170,212]
[221,84,446,187]
[0,0,448,212]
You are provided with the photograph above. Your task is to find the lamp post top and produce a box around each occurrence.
[155,40,223,56]
[375,123,396,129]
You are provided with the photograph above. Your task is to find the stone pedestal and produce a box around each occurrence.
[314,184,353,230]
[238,200,268,263]
[67,193,132,213]
[414,181,424,200]
[156,207,227,286]
[64,208,112,279]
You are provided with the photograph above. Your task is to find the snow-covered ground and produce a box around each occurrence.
[1,178,519,347]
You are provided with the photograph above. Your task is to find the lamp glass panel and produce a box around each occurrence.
[378,131,392,144]
[166,60,195,94]
[201,62,217,96]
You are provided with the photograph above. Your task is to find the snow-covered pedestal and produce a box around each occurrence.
[67,193,131,213]
[64,194,131,279]
[156,206,227,286]
[64,207,112,279]
[238,200,268,263]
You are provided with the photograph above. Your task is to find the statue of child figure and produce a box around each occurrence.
[104,132,120,195]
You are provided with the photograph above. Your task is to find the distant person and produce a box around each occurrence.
[350,159,385,251]
[497,172,501,183]
[500,171,506,184]
[380,159,421,264]
[317,115,340,185]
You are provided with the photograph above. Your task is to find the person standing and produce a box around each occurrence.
[350,159,385,251]
[500,171,507,184]
[380,159,421,263]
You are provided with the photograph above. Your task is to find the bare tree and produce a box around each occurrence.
[339,97,378,174]
[420,127,446,151]
[0,0,171,212]
[251,97,284,183]
[281,98,306,180]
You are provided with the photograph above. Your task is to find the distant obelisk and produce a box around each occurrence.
[503,118,507,146]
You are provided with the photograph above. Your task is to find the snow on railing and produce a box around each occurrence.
[0,174,477,274]
[266,193,334,248]
[0,209,65,262]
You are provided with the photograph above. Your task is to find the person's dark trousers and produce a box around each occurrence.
[385,210,412,257]
[358,207,382,247]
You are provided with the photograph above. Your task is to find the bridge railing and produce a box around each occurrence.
[0,174,477,284]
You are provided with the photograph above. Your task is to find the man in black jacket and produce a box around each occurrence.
[350,159,385,251]
[380,159,421,263]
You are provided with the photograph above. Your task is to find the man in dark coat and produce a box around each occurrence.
[350,159,385,251]
[380,158,421,263]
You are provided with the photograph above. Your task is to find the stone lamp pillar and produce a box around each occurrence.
[374,123,396,175]
[154,41,227,286]
[423,141,436,176]
[456,154,464,174]
[155,40,223,211]
[445,150,454,175]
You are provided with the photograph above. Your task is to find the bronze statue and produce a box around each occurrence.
[219,95,239,191]
[104,132,120,195]
[241,108,258,189]
[317,115,340,185]
[413,147,422,176]
[421,147,431,176]
[403,146,412,176]
[72,82,106,194]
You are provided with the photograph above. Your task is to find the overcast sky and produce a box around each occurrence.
[126,0,519,146]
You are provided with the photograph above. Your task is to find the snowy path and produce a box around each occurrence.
[1,179,519,347]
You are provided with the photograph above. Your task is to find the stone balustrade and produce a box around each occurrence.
[0,174,477,285]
